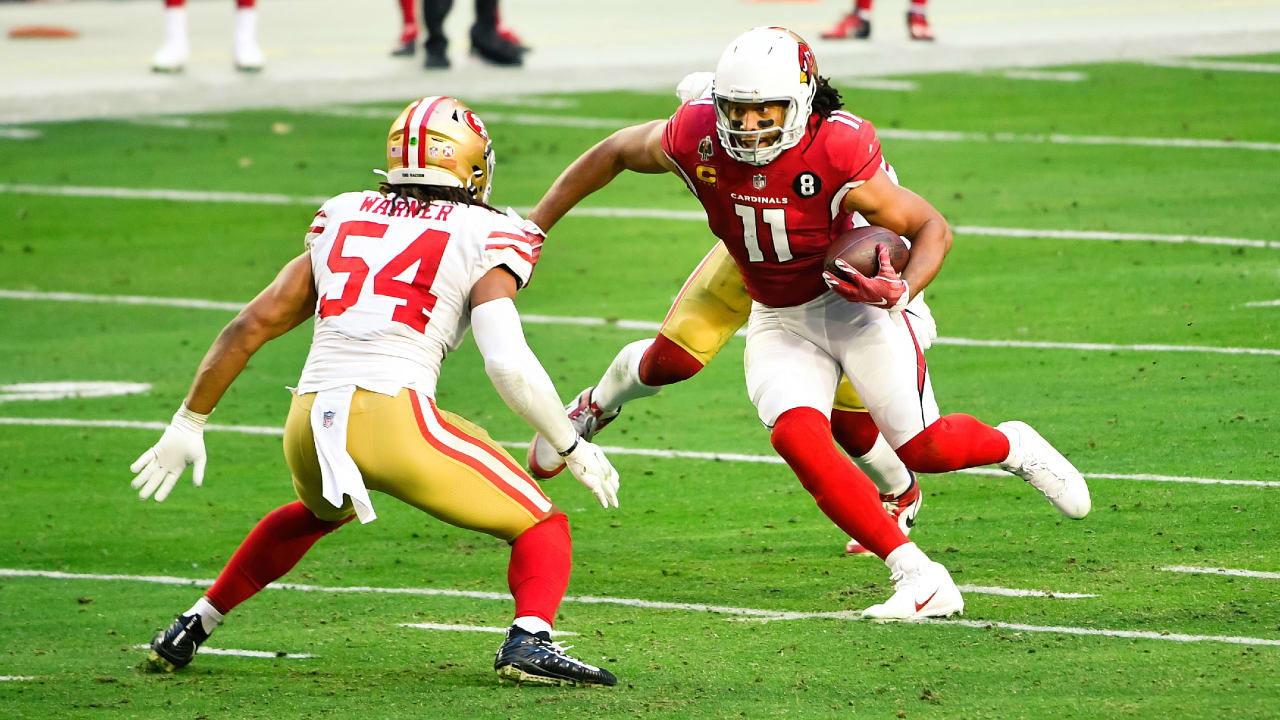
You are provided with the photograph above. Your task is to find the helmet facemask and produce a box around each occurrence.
[713,96,803,166]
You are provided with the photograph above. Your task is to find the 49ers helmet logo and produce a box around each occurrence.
[463,110,490,140]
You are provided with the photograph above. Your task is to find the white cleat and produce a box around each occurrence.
[151,40,189,73]
[998,421,1091,519]
[527,387,620,479]
[861,561,963,620]
[234,39,265,72]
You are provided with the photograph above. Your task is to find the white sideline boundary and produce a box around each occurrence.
[2,416,1278,488]
[1145,59,1280,74]
[2,182,1278,250]
[399,622,579,637]
[3,288,1279,357]
[1161,565,1280,580]
[6,568,1276,648]
[130,644,314,660]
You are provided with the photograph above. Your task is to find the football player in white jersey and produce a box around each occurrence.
[128,96,619,687]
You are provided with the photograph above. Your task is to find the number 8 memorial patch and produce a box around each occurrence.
[793,171,821,198]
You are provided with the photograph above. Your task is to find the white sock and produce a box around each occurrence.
[185,597,224,635]
[512,615,552,636]
[884,542,929,575]
[997,424,1021,467]
[909,2,927,15]
[234,7,257,45]
[852,434,912,497]
[163,7,187,45]
[592,339,661,413]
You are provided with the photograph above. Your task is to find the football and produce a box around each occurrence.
[824,225,910,278]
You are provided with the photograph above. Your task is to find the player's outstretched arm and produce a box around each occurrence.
[470,269,620,508]
[843,169,953,300]
[128,252,317,502]
[529,119,675,233]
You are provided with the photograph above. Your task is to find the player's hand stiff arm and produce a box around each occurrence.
[471,291,620,509]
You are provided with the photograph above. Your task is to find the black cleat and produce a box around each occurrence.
[470,27,524,66]
[494,626,617,686]
[424,49,450,69]
[391,40,416,57]
[145,614,209,672]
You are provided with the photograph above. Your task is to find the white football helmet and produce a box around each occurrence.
[385,96,495,203]
[712,27,818,166]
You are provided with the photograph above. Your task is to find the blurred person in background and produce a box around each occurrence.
[391,0,527,68]
[822,0,933,41]
[152,0,264,73]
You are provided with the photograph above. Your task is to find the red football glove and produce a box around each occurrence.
[822,243,910,311]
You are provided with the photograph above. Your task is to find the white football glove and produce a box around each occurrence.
[129,404,209,502]
[562,439,620,509]
[676,71,715,103]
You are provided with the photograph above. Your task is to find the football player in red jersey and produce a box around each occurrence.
[524,27,1090,619]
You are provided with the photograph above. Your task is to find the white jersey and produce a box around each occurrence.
[296,190,535,398]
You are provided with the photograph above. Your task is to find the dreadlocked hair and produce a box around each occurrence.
[377,182,499,214]
[812,76,844,118]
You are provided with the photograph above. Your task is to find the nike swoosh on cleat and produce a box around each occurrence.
[915,590,939,612]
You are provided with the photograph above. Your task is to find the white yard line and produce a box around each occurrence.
[3,288,1279,357]
[1000,70,1087,81]
[123,117,231,130]
[876,128,1280,152]
[1245,299,1280,308]
[2,182,1277,250]
[922,619,1280,647]
[956,585,1095,599]
[1145,59,1280,74]
[0,676,35,681]
[308,107,1280,152]
[1160,566,1280,580]
[2,416,1278,488]
[843,79,920,92]
[399,622,578,637]
[8,568,1275,647]
[131,644,313,660]
[0,128,40,140]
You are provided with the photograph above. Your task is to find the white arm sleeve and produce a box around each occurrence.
[471,297,577,454]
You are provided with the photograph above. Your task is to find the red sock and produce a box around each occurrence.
[397,0,416,25]
[205,501,349,613]
[637,335,705,386]
[856,0,873,14]
[508,513,571,625]
[831,409,880,458]
[236,0,255,8]
[164,0,184,7]
[770,408,908,559]
[895,414,1011,473]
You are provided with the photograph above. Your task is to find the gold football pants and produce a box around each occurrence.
[284,388,553,541]
[660,242,869,413]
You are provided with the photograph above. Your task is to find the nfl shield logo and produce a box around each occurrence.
[752,174,767,190]
[322,410,335,429]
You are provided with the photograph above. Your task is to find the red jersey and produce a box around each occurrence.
[662,99,885,307]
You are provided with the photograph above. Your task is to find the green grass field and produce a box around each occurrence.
[1,57,1278,718]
